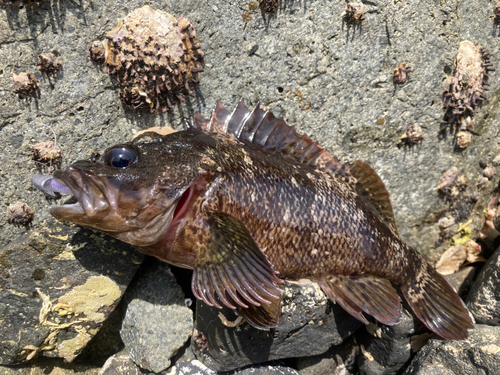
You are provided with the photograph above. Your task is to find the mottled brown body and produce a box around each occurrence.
[41,101,473,341]
[156,130,413,284]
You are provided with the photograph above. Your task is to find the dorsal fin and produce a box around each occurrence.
[191,100,350,176]
[191,100,397,233]
[350,160,398,234]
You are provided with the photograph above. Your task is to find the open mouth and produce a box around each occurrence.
[32,168,110,219]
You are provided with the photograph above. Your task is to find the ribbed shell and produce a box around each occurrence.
[89,5,204,113]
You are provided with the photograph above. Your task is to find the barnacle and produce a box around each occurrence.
[89,5,204,113]
[441,41,494,148]
[437,167,467,199]
[495,2,500,24]
[242,11,253,22]
[259,0,279,13]
[393,63,413,84]
[1,0,42,9]
[400,125,423,146]
[7,203,34,226]
[12,72,40,97]
[342,2,366,26]
[248,1,259,11]
[31,141,62,166]
[38,53,62,75]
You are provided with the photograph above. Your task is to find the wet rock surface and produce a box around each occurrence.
[357,309,417,375]
[120,260,194,373]
[2,0,500,374]
[467,247,500,325]
[0,225,143,365]
[192,282,362,372]
[402,325,500,374]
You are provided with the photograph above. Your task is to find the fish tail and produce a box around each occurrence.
[400,261,473,340]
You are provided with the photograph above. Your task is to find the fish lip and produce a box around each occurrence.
[51,167,110,219]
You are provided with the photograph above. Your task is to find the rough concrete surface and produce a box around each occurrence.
[1,0,500,372]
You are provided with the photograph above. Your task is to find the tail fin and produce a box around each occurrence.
[400,263,473,340]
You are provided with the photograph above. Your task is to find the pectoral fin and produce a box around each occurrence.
[318,275,401,326]
[191,210,283,329]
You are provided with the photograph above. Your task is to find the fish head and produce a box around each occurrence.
[50,133,213,246]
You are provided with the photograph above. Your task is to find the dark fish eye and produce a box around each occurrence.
[103,145,139,169]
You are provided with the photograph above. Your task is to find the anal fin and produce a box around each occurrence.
[318,275,402,326]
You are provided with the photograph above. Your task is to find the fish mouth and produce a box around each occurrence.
[49,167,111,224]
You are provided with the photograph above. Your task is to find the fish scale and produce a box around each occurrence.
[33,100,473,341]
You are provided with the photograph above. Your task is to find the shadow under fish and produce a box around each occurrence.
[32,100,474,341]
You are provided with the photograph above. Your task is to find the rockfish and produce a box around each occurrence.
[33,101,473,340]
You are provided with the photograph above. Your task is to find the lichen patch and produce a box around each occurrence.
[57,276,121,323]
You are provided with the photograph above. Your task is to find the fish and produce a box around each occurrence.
[32,100,473,340]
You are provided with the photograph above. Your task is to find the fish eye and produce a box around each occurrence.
[103,145,139,169]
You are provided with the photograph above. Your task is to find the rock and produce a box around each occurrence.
[232,365,301,375]
[0,226,143,365]
[0,358,100,374]
[444,266,476,299]
[357,308,416,375]
[402,325,500,374]
[98,348,141,375]
[295,336,359,375]
[120,259,193,373]
[192,282,362,372]
[165,360,216,375]
[467,247,500,324]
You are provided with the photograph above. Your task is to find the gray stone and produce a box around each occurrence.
[232,365,300,375]
[402,325,500,375]
[357,308,416,375]
[444,266,476,299]
[467,247,500,325]
[0,358,100,374]
[99,348,141,375]
[192,282,362,372]
[296,336,359,375]
[165,360,216,375]
[0,227,143,365]
[120,260,193,373]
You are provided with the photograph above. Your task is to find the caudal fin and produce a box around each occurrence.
[400,263,473,340]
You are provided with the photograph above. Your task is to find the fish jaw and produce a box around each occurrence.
[50,162,179,247]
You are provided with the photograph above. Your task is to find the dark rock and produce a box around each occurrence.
[99,348,141,375]
[402,325,500,374]
[120,259,194,373]
[295,336,359,375]
[467,247,500,324]
[192,282,362,372]
[0,357,100,374]
[357,308,416,375]
[444,266,476,299]
[0,226,143,365]
[164,360,215,375]
[232,365,300,375]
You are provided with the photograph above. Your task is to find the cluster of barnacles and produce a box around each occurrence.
[12,53,62,99]
[89,6,204,113]
[441,41,494,149]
